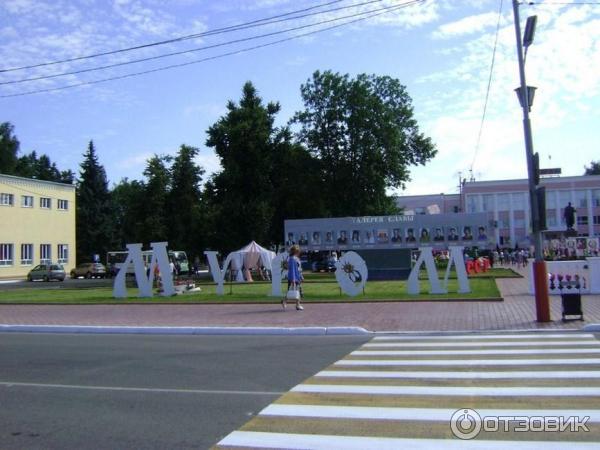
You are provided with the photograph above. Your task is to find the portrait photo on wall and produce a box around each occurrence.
[433,227,445,242]
[406,228,417,243]
[462,226,473,241]
[337,230,348,245]
[477,226,488,241]
[365,230,376,244]
[351,230,361,244]
[419,227,430,243]
[391,228,402,243]
[377,229,389,244]
[447,227,459,241]
[325,230,334,244]
[298,233,308,246]
[285,232,295,246]
[311,231,321,245]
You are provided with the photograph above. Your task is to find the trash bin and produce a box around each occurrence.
[559,281,583,322]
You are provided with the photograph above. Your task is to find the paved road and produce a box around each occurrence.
[0,333,368,449]
[217,331,600,448]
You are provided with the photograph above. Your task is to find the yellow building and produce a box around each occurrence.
[0,173,76,279]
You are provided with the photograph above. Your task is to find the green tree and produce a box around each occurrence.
[167,145,205,254]
[584,160,600,175]
[205,82,280,252]
[76,141,116,263]
[141,155,172,244]
[0,122,20,174]
[293,70,437,216]
[111,178,146,247]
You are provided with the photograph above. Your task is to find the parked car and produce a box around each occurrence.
[70,262,107,279]
[27,264,66,282]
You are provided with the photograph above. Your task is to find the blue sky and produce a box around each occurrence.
[1,0,599,195]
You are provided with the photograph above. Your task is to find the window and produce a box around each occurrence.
[514,218,526,228]
[547,215,557,227]
[1,193,14,206]
[0,244,14,266]
[40,197,51,209]
[511,193,526,211]
[496,194,510,211]
[21,244,33,265]
[546,191,556,209]
[482,195,494,212]
[57,199,68,210]
[577,216,589,225]
[466,195,478,213]
[40,244,51,264]
[57,244,68,264]
[594,216,600,225]
[558,191,571,209]
[593,190,600,207]
[21,195,33,207]
[574,190,588,208]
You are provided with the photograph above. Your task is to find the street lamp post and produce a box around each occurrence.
[511,0,550,322]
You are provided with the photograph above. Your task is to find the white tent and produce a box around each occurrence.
[229,241,276,282]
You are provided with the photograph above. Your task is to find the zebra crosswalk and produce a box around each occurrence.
[214,332,600,449]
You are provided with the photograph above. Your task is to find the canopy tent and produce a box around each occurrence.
[229,241,276,282]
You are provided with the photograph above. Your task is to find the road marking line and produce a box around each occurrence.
[259,404,600,422]
[336,358,600,366]
[364,341,600,348]
[316,370,600,379]
[372,334,595,340]
[217,431,600,449]
[352,348,600,356]
[0,381,283,396]
[292,384,600,396]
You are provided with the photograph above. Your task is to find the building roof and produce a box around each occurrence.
[0,172,75,190]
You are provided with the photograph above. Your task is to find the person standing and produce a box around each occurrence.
[284,245,304,311]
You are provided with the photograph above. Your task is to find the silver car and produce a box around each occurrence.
[27,264,66,282]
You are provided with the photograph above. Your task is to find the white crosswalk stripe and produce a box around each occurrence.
[214,332,600,449]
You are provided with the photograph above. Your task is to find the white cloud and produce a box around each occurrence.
[432,11,498,39]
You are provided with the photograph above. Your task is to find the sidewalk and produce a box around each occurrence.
[0,266,598,332]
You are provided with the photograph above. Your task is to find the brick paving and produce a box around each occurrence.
[0,265,598,331]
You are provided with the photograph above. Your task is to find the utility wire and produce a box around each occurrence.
[0,0,424,98]
[470,0,504,172]
[1,0,400,86]
[0,0,364,73]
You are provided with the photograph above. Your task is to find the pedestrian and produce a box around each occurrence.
[284,245,304,311]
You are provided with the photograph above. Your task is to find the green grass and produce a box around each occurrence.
[0,278,501,304]
[419,267,522,279]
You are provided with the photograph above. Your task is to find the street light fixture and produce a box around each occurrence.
[514,86,537,111]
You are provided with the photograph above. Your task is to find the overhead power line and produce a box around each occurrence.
[470,0,504,173]
[0,0,383,74]
[0,0,425,98]
[1,0,405,86]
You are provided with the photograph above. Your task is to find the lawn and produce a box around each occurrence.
[0,277,501,304]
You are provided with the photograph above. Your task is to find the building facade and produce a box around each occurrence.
[395,174,600,247]
[0,174,76,279]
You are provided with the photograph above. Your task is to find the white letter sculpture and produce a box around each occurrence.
[407,247,443,294]
[443,246,471,294]
[113,242,174,298]
[204,251,235,295]
[407,246,470,295]
[335,251,368,297]
[270,252,289,297]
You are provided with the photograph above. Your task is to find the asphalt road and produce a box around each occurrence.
[0,333,368,449]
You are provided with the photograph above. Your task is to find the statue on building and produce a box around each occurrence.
[564,202,576,230]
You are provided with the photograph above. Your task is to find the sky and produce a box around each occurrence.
[1,0,599,196]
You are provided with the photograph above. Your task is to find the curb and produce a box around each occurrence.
[0,324,371,336]
[583,324,600,332]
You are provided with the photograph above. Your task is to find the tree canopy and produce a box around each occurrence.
[584,160,600,175]
[293,70,437,216]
